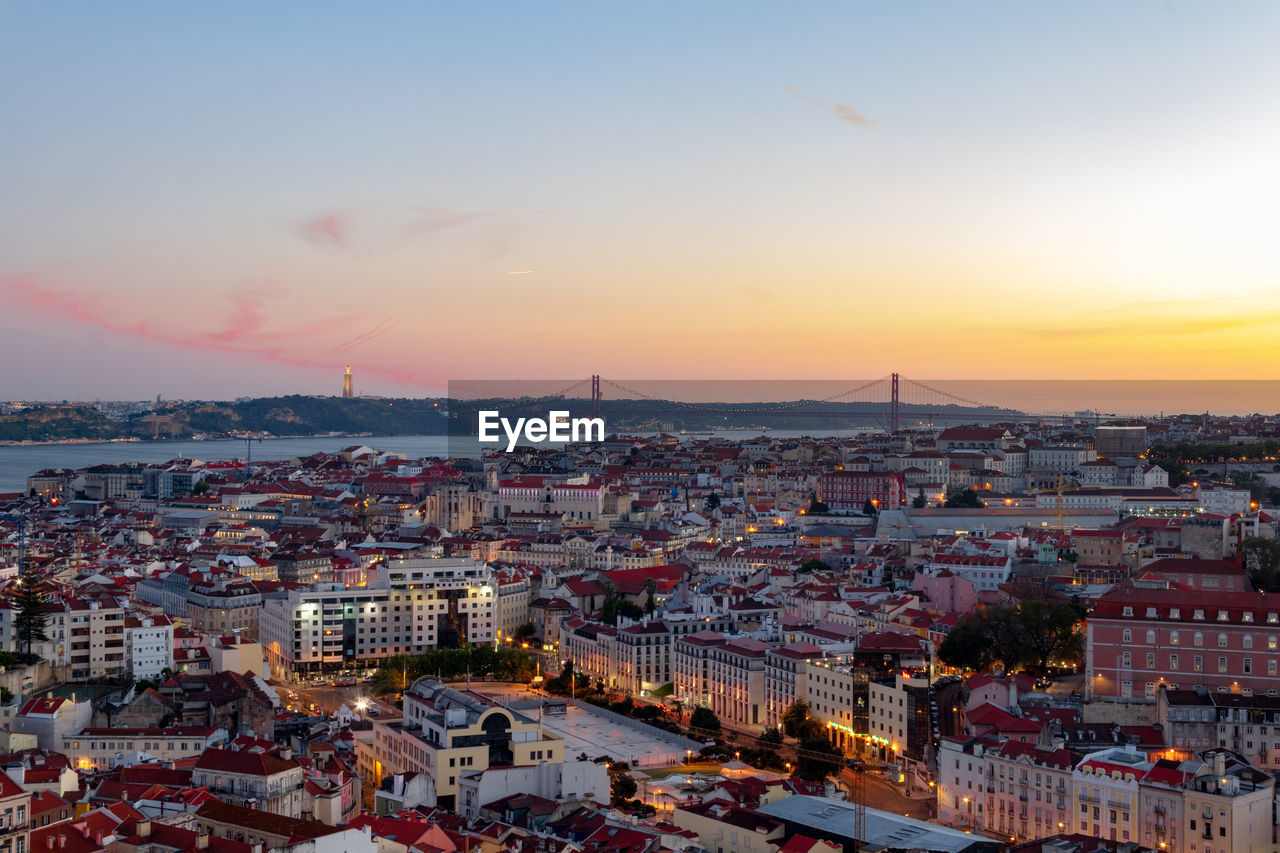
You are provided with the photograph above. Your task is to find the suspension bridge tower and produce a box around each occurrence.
[890,372,900,433]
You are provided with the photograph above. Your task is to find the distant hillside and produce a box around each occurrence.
[134,396,450,439]
[0,405,124,442]
[0,397,449,443]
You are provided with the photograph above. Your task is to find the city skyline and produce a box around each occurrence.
[3,2,1279,402]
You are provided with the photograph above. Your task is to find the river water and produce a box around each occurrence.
[0,435,453,493]
[0,428,844,493]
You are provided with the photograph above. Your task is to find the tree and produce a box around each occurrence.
[1016,597,1084,673]
[912,490,927,509]
[617,599,643,621]
[12,572,49,656]
[191,480,210,495]
[1242,536,1280,592]
[795,736,842,781]
[945,489,983,509]
[643,577,658,616]
[806,495,829,514]
[937,617,991,672]
[797,559,829,575]
[704,492,721,512]
[690,706,720,733]
[514,622,536,640]
[862,499,878,517]
[759,727,783,746]
[609,763,637,803]
[781,700,812,738]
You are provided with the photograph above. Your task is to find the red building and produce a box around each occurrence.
[817,470,905,510]
[1087,583,1280,701]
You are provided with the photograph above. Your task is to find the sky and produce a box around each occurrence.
[2,2,1279,407]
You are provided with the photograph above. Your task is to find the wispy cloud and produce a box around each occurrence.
[785,84,879,128]
[0,273,442,389]
[296,204,491,257]
[298,213,350,248]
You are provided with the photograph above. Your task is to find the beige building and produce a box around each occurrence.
[193,746,305,817]
[673,799,785,853]
[62,725,226,771]
[363,679,563,813]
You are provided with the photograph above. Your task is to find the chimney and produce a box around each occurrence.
[137,820,152,839]
[280,746,293,761]
[1212,752,1226,778]
[196,832,211,850]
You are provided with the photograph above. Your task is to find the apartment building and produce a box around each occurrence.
[192,747,305,817]
[703,637,769,729]
[260,557,496,676]
[186,578,262,639]
[34,596,126,681]
[1087,585,1280,701]
[362,679,562,812]
[763,642,826,729]
[124,614,174,680]
[816,471,905,511]
[62,725,226,771]
[982,741,1076,843]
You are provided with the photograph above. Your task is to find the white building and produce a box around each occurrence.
[125,614,175,680]
[260,557,497,676]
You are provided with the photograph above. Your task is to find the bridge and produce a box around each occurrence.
[456,374,1093,432]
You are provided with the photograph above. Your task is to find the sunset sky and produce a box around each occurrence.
[3,2,1279,406]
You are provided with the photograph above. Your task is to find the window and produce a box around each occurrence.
[1146,630,1156,644]
[1245,635,1254,649]
[1170,608,1181,619]
[1218,633,1228,648]
[1218,610,1229,622]
[1123,607,1134,617]
[1194,610,1205,621]
[1194,633,1204,647]
[1218,657,1228,673]
[1171,631,1180,645]
[1195,656,1203,672]
[1147,653,1155,668]
[1123,652,1132,667]
[1170,654,1179,671]
[1122,629,1132,643]
[1244,658,1252,675]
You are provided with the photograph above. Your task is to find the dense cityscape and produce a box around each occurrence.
[6,2,1279,852]
[0,405,1278,853]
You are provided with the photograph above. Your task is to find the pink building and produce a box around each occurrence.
[1087,584,1280,701]
[817,471,905,510]
[912,570,977,615]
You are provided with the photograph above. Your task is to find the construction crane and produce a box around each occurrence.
[0,513,27,574]
[1056,473,1068,531]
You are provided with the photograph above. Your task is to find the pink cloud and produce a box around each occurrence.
[785,84,880,128]
[298,213,350,247]
[1,274,444,390]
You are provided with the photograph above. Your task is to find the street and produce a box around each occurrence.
[274,681,402,720]
[842,768,933,820]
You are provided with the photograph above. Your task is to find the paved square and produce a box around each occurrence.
[529,703,695,766]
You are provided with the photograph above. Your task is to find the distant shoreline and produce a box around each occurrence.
[0,432,383,448]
